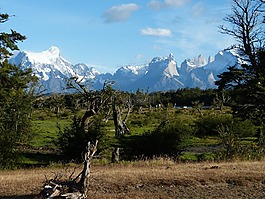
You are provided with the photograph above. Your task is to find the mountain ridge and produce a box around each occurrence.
[9,46,242,94]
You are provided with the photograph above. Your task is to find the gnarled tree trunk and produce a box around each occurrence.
[39,141,98,199]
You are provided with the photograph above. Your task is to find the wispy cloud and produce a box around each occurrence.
[140,28,172,37]
[102,4,140,23]
[147,0,190,10]
[165,0,190,7]
[135,53,144,60]
[191,2,206,17]
[147,0,162,10]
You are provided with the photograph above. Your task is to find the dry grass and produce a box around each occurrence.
[1,159,265,198]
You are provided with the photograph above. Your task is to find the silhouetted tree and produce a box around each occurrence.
[216,0,265,124]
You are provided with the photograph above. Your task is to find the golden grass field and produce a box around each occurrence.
[1,159,265,199]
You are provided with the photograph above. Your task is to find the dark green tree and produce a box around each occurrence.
[0,14,37,168]
[216,0,265,124]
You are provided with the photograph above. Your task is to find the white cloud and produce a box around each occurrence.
[147,0,190,10]
[140,28,172,37]
[102,4,140,23]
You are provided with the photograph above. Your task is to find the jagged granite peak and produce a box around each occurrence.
[194,54,207,67]
[180,54,208,75]
[111,64,149,91]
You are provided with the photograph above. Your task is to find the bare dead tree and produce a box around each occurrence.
[112,92,133,138]
[111,92,133,162]
[67,76,113,131]
[212,89,231,112]
[219,0,264,69]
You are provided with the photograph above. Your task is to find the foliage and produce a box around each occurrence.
[0,14,37,168]
[120,119,194,160]
[216,123,262,160]
[196,114,256,137]
[57,115,105,162]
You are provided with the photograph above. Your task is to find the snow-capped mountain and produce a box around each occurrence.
[9,46,241,94]
[204,51,242,75]
[9,46,100,93]
[123,53,183,91]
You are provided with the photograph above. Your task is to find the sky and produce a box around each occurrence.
[0,0,235,73]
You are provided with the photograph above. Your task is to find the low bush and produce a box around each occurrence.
[196,114,256,137]
[120,119,194,160]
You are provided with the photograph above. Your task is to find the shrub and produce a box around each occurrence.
[216,120,257,160]
[195,114,232,136]
[57,116,105,162]
[121,119,194,160]
[196,114,256,137]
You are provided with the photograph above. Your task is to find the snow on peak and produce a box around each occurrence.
[23,46,66,65]
[73,63,101,79]
[150,53,175,64]
[44,46,60,57]
[180,54,207,74]
[12,46,77,82]
[204,50,240,72]
[148,53,179,77]
[116,64,148,76]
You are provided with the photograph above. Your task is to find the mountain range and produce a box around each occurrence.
[9,46,242,94]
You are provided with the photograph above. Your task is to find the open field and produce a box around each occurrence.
[1,159,265,199]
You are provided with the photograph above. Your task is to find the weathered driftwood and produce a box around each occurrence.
[39,140,98,199]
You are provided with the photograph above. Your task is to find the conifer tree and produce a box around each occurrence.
[0,14,37,168]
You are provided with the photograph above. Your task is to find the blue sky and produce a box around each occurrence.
[0,0,234,73]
